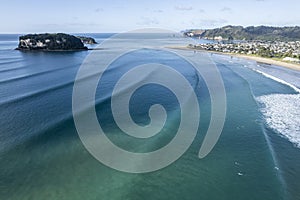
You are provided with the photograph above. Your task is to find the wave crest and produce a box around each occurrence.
[257,94,300,148]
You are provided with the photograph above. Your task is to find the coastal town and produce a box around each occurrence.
[189,40,300,64]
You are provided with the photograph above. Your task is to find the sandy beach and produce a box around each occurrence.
[167,46,300,71]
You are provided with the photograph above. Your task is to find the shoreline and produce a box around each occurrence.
[167,46,300,71]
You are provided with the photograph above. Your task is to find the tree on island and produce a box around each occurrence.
[16,33,93,51]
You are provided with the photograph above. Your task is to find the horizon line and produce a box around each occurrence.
[1,24,299,34]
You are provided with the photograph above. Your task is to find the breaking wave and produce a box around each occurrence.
[257,94,300,148]
[254,67,300,148]
[251,68,300,93]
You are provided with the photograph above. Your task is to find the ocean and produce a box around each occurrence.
[0,33,300,200]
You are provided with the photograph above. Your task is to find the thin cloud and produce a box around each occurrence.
[188,19,228,28]
[153,9,164,13]
[220,7,232,12]
[137,17,159,26]
[94,8,104,12]
[42,22,101,27]
[175,5,193,11]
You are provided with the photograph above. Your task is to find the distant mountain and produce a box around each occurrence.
[184,25,300,41]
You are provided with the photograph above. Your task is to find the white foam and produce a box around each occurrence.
[242,62,300,148]
[257,94,300,148]
[252,68,300,93]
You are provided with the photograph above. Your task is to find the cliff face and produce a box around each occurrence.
[16,33,88,51]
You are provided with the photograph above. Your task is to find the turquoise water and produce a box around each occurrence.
[0,34,299,200]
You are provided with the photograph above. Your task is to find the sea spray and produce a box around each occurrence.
[257,94,300,148]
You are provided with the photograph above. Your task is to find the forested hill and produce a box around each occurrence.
[184,26,300,41]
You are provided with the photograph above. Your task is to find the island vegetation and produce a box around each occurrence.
[76,36,97,44]
[184,25,300,41]
[16,33,97,51]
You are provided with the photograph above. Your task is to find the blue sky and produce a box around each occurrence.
[0,0,299,33]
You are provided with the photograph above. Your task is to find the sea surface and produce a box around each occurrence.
[0,33,300,200]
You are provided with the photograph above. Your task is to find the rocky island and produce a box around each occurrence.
[77,36,97,44]
[16,33,92,51]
